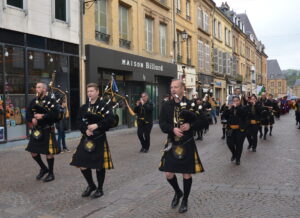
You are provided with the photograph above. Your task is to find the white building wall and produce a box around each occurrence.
[0,0,79,44]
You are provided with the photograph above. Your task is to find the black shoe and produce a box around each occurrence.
[259,134,263,139]
[43,173,55,182]
[91,189,104,199]
[199,136,203,141]
[140,148,145,153]
[236,160,240,165]
[263,135,267,140]
[81,185,97,197]
[247,145,252,150]
[178,199,188,213]
[36,168,49,180]
[221,135,225,139]
[171,191,183,208]
[143,149,149,153]
[231,156,236,162]
[269,132,272,136]
[64,148,71,152]
[252,148,256,152]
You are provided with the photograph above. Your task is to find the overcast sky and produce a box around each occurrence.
[214,0,300,70]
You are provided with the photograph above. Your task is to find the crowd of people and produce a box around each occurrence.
[24,80,299,214]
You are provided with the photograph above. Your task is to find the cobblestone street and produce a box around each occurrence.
[0,113,299,218]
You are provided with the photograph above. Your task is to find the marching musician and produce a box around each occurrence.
[223,96,248,165]
[220,103,230,139]
[246,95,262,152]
[70,83,115,199]
[192,98,208,141]
[25,82,61,182]
[134,92,153,153]
[159,79,204,213]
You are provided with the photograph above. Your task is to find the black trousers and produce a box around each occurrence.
[226,129,246,161]
[137,123,153,150]
[246,124,259,149]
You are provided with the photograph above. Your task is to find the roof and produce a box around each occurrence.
[237,13,257,39]
[295,79,300,86]
[267,59,285,79]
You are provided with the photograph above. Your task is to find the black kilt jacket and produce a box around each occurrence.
[70,98,115,170]
[25,96,61,155]
[158,98,204,174]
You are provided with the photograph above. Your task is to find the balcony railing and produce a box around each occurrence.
[95,31,110,44]
[119,38,131,49]
[176,8,181,14]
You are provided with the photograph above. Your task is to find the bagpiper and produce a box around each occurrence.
[26,82,61,182]
[70,83,115,199]
[159,79,204,213]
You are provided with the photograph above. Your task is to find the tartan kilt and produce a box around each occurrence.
[70,135,114,170]
[26,127,60,155]
[159,135,204,174]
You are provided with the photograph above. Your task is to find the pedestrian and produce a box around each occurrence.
[293,98,300,129]
[134,92,153,153]
[223,96,248,165]
[192,98,208,140]
[70,83,115,199]
[209,97,217,124]
[25,82,61,182]
[55,100,70,153]
[159,79,204,213]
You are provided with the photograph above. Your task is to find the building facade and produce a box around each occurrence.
[0,0,79,143]
[83,0,177,127]
[267,59,287,98]
[293,79,300,97]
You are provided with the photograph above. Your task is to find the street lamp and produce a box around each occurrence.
[181,29,188,41]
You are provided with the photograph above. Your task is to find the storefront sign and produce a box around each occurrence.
[215,81,222,87]
[86,45,177,83]
[121,59,164,72]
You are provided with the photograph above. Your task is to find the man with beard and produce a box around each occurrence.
[159,79,204,213]
[26,82,61,182]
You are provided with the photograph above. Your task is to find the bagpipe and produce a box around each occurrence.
[163,94,196,159]
[83,73,135,131]
[31,71,69,140]
[82,74,136,152]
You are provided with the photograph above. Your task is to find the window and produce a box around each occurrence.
[218,50,223,73]
[197,7,203,29]
[145,17,153,52]
[213,48,218,73]
[186,36,191,63]
[55,0,67,21]
[218,22,222,40]
[225,28,228,45]
[176,0,181,13]
[213,19,217,37]
[177,31,182,59]
[159,24,167,56]
[204,12,209,32]
[95,0,108,34]
[278,81,281,87]
[119,5,129,40]
[7,0,23,9]
[197,40,204,71]
[186,0,191,20]
[205,44,210,72]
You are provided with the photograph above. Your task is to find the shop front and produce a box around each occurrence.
[85,45,177,127]
[0,29,79,143]
[213,78,226,105]
[198,73,214,98]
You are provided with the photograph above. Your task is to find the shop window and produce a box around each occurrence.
[4,46,26,140]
